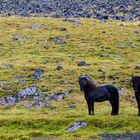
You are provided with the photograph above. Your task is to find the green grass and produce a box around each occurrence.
[0,17,140,140]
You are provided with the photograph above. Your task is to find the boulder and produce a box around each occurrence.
[78,61,90,66]
[66,121,88,133]
[18,86,38,99]
[32,69,44,80]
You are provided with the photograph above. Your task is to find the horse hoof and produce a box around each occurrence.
[111,113,118,115]
[88,113,94,115]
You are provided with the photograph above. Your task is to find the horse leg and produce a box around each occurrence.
[91,101,94,115]
[87,100,94,115]
[135,95,140,116]
[137,101,140,116]
[109,98,119,115]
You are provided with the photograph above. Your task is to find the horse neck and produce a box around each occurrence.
[84,81,96,93]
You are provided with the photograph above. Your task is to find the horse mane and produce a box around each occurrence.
[80,75,96,89]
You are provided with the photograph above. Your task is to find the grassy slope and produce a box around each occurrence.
[0,17,140,140]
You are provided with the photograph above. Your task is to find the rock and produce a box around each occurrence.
[133,30,139,34]
[131,46,137,49]
[60,28,67,31]
[45,90,72,102]
[66,121,88,133]
[34,93,47,100]
[99,133,140,140]
[35,101,45,108]
[32,69,44,80]
[12,34,23,41]
[78,61,90,66]
[25,103,33,109]
[117,43,126,49]
[31,25,41,29]
[18,86,38,99]
[0,96,17,106]
[19,80,27,84]
[4,64,13,69]
[114,55,121,58]
[52,93,65,100]
[117,87,125,95]
[100,54,109,57]
[134,66,140,70]
[98,69,106,73]
[63,19,82,25]
[54,37,64,44]
[99,76,105,80]
[43,60,49,64]
[56,66,63,71]
[119,23,124,27]
[69,105,77,109]
[0,81,7,87]
[136,39,140,42]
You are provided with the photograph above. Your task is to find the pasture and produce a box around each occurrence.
[0,17,140,140]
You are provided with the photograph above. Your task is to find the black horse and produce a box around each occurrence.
[131,76,140,116]
[78,75,119,115]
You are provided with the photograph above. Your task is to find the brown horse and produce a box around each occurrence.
[78,75,119,115]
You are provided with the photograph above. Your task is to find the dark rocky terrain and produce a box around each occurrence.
[0,0,140,21]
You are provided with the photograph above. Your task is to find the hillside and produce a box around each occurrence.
[0,0,140,21]
[0,17,140,139]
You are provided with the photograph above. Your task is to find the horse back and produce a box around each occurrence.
[104,85,119,97]
[89,85,118,102]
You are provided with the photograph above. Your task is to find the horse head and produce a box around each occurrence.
[78,75,95,92]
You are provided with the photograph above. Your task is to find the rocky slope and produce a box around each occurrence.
[0,0,140,21]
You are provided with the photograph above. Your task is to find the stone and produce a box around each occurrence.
[4,64,13,69]
[99,133,140,140]
[35,101,45,108]
[134,30,139,34]
[66,121,88,133]
[43,60,49,64]
[98,69,106,73]
[45,90,72,102]
[32,69,44,80]
[100,54,109,57]
[78,61,90,66]
[134,66,140,70]
[34,93,47,100]
[0,81,7,87]
[54,37,64,44]
[31,25,41,29]
[60,28,67,31]
[56,66,63,71]
[117,43,126,49]
[117,87,125,95]
[0,96,17,106]
[69,105,77,109]
[18,86,38,99]
[12,34,23,41]
[114,55,121,58]
[136,39,140,42]
[63,19,82,25]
